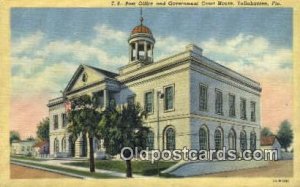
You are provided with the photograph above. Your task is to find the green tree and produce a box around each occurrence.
[26,136,35,141]
[261,127,273,137]
[10,130,20,144]
[67,95,101,172]
[277,120,293,152]
[36,117,49,142]
[99,103,149,178]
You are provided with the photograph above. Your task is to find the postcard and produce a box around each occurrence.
[0,0,299,186]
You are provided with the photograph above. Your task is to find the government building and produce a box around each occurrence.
[48,15,262,158]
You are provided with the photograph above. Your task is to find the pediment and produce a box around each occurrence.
[64,64,118,93]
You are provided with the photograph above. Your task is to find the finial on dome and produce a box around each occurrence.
[140,8,144,25]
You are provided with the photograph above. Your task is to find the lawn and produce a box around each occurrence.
[64,160,178,176]
[11,160,119,179]
[11,155,47,161]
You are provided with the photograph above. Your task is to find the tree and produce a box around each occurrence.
[67,95,101,172]
[99,103,149,178]
[10,130,20,144]
[26,136,35,141]
[36,117,49,142]
[261,127,273,137]
[277,120,293,152]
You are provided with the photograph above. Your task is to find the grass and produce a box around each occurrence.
[11,160,119,179]
[64,160,178,176]
[11,155,47,161]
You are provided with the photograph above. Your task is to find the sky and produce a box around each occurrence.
[10,8,293,139]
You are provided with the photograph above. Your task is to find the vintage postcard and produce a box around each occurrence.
[0,0,299,186]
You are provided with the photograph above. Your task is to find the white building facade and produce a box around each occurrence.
[48,17,262,158]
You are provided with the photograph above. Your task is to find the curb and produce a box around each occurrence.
[11,161,87,179]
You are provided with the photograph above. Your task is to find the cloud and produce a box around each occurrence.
[12,31,44,55]
[200,34,292,83]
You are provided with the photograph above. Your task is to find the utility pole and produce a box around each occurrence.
[156,90,164,176]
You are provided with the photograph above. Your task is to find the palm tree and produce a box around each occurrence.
[67,95,101,172]
[98,103,149,177]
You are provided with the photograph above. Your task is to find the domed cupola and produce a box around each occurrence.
[128,10,155,64]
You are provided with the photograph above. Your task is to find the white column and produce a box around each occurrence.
[103,89,109,108]
[144,41,148,61]
[135,42,138,60]
[151,44,154,62]
[129,44,132,62]
[75,134,83,157]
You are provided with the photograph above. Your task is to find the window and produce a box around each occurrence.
[62,113,68,127]
[251,102,256,122]
[22,146,25,151]
[54,138,59,153]
[53,115,59,129]
[229,94,236,117]
[146,131,154,150]
[214,128,223,150]
[144,91,154,113]
[165,127,176,150]
[240,98,247,120]
[127,95,135,106]
[93,91,103,107]
[62,137,67,152]
[199,126,209,150]
[250,132,256,151]
[199,84,208,111]
[228,129,236,150]
[215,90,223,115]
[164,85,174,111]
[240,131,247,152]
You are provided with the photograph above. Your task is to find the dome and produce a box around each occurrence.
[131,25,152,35]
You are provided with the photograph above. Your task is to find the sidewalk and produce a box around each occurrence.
[11,158,151,178]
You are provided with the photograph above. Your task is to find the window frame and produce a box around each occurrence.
[144,90,154,114]
[228,94,236,117]
[53,115,59,130]
[250,101,256,122]
[146,130,155,150]
[240,130,247,152]
[199,83,208,112]
[250,131,257,151]
[215,89,223,115]
[240,98,247,120]
[163,84,175,112]
[214,127,223,151]
[127,95,136,106]
[164,126,176,150]
[199,125,209,150]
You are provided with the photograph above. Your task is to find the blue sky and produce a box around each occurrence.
[12,8,292,47]
[10,8,293,137]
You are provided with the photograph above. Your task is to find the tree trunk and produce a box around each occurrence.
[126,160,132,178]
[89,137,95,172]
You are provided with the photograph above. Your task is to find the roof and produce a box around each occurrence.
[33,141,48,148]
[84,65,118,78]
[131,25,152,35]
[261,135,277,146]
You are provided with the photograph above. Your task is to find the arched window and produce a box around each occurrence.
[61,137,67,152]
[240,130,247,152]
[54,138,59,153]
[214,128,223,151]
[228,128,236,150]
[146,131,154,150]
[199,125,209,150]
[250,131,256,151]
[165,127,176,150]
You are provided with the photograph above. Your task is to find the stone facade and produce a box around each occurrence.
[48,17,261,158]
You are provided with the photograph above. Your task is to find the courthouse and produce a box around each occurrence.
[48,15,262,158]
